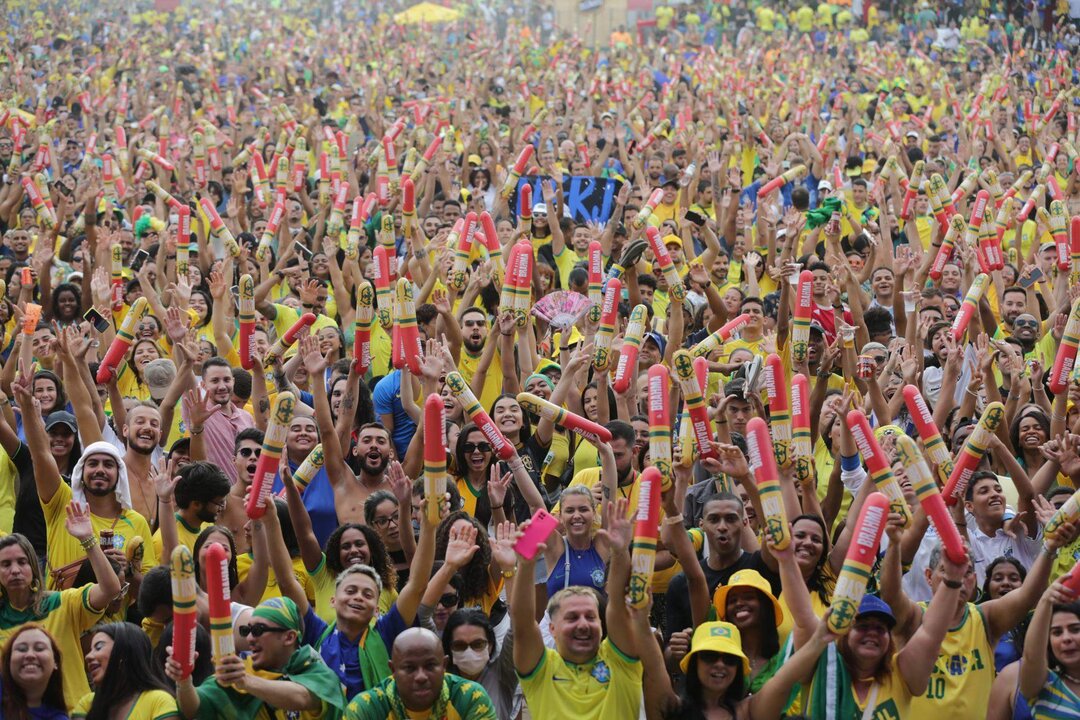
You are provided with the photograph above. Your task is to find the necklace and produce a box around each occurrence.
[1062,671,1080,685]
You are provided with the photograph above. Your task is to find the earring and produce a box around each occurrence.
[30,579,39,593]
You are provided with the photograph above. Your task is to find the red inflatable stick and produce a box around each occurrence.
[246,393,295,519]
[204,542,235,662]
[692,313,750,358]
[446,372,517,460]
[943,402,1005,505]
[791,374,812,482]
[1050,298,1080,394]
[423,395,447,525]
[613,305,648,394]
[828,492,889,634]
[764,354,791,466]
[951,273,989,341]
[238,275,255,370]
[96,298,149,383]
[894,436,967,564]
[517,392,613,445]
[673,349,719,462]
[263,313,316,368]
[587,241,604,323]
[593,279,622,372]
[170,546,197,678]
[648,366,673,492]
[902,385,955,482]
[848,410,912,527]
[747,417,790,549]
[628,467,663,608]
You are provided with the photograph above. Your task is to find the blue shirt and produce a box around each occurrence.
[372,370,416,459]
[271,458,338,547]
[310,604,408,700]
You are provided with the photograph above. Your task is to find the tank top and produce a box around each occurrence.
[910,602,994,718]
[545,537,606,599]
[1031,669,1080,719]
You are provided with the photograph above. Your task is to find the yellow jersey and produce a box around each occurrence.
[519,640,642,720]
[73,689,179,719]
[236,552,316,607]
[310,555,396,624]
[0,586,106,710]
[152,513,209,559]
[909,602,994,718]
[457,347,505,418]
[42,483,158,590]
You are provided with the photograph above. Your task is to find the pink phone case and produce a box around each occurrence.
[514,509,559,561]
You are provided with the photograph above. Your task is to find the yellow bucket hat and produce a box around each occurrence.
[679,621,751,675]
[712,569,784,627]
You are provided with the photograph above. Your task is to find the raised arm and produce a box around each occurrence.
[896,548,966,695]
[65,500,123,611]
[12,369,62,503]
[391,462,437,625]
[601,497,637,657]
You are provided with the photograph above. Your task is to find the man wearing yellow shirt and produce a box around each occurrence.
[722,296,767,362]
[794,3,815,32]
[152,462,229,559]
[458,307,505,413]
[649,175,680,227]
[511,443,642,720]
[19,376,158,588]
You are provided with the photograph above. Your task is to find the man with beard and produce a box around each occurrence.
[168,596,347,720]
[151,461,229,556]
[458,307,504,412]
[1002,312,1057,373]
[182,357,255,485]
[344,628,496,720]
[16,370,157,589]
[219,428,264,554]
[984,286,1032,340]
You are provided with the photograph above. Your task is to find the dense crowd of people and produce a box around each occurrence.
[2,0,1080,718]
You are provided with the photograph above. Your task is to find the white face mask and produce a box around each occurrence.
[452,647,490,676]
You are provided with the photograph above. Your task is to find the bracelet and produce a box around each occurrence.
[501,568,516,579]
[1043,545,1060,558]
[955,522,967,528]
[79,536,99,551]
[663,514,685,526]
[190,426,203,436]
[1054,414,1066,422]
[943,579,963,589]
[490,504,504,510]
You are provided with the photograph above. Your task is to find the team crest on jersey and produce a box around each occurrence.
[591,660,610,684]
[871,699,900,720]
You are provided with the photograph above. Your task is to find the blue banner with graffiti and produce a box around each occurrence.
[510,175,624,225]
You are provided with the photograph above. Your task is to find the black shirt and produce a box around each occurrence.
[11,443,71,558]
[664,549,780,640]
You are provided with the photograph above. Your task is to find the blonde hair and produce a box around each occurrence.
[547,586,601,620]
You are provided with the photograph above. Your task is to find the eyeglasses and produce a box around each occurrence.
[113,582,131,601]
[239,624,289,638]
[237,447,261,458]
[450,639,488,653]
[463,442,492,454]
[696,651,741,666]
[208,499,227,511]
[373,515,400,529]
[438,593,460,607]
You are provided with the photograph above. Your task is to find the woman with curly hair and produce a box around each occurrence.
[435,511,503,616]
[0,623,68,720]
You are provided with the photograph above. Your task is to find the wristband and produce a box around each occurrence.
[840,453,861,472]
[490,504,504,510]
[943,579,963,589]
[663,514,685,526]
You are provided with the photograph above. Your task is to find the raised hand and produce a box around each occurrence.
[386,460,412,505]
[444,522,480,570]
[183,387,221,429]
[299,334,327,376]
[152,458,180,503]
[163,306,189,344]
[492,521,521,571]
[64,501,94,542]
[598,498,632,554]
[487,465,512,508]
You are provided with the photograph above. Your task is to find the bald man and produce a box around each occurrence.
[344,628,496,720]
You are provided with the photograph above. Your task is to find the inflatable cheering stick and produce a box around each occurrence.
[631,189,664,231]
[170,546,197,679]
[930,215,965,281]
[943,401,1005,505]
[500,145,534,199]
[246,392,295,519]
[518,185,533,234]
[263,313,316,368]
[395,278,424,376]
[848,410,912,527]
[692,314,750,358]
[446,372,517,461]
[479,211,503,282]
[517,392,613,445]
[828,492,889,634]
[238,275,255,371]
[288,444,325,494]
[176,205,192,278]
[96,298,149,383]
[757,164,807,198]
[1050,298,1080,395]
[951,273,988,342]
[645,227,685,301]
[587,241,604,323]
[1044,486,1080,542]
[199,198,240,258]
[507,240,534,327]
[791,374,813,483]
[763,355,791,466]
[791,270,813,364]
[110,243,124,311]
[372,246,393,331]
[353,281,374,376]
[747,417,790,550]
[424,396,447,525]
[902,385,955,482]
[1051,201,1070,271]
[613,305,648,394]
[592,279,621,372]
[447,218,470,291]
[204,542,235,663]
[628,467,663,608]
[894,436,967,564]
[673,349,719,462]
[648,366,673,492]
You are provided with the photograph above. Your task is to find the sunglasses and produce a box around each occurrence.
[239,624,289,638]
[696,651,741,667]
[237,447,261,458]
[463,442,492,454]
[1014,319,1038,328]
[450,639,489,653]
[438,593,460,607]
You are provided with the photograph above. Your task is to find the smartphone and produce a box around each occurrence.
[130,249,150,273]
[1020,267,1043,288]
[84,307,110,333]
[294,241,314,261]
[514,509,559,561]
[684,209,706,227]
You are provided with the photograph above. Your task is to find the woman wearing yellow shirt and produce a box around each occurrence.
[74,622,179,719]
[114,339,164,403]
